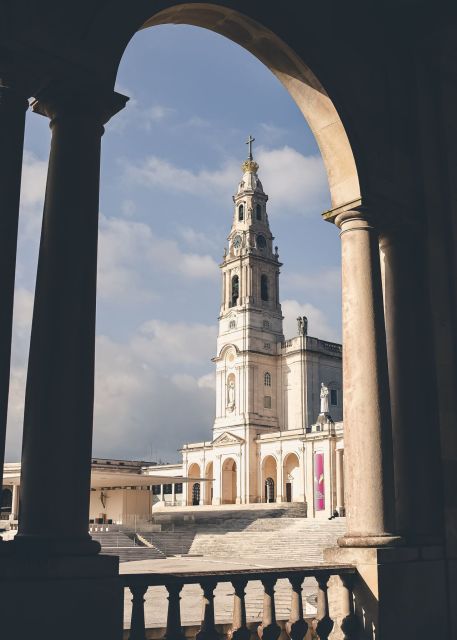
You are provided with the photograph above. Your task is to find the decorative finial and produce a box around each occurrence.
[242,135,259,174]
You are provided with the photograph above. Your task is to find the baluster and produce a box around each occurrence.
[286,575,308,640]
[129,584,148,640]
[164,582,186,640]
[258,577,281,640]
[312,573,333,640]
[228,578,250,640]
[196,580,219,640]
[340,574,358,640]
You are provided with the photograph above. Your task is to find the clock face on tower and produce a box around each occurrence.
[233,235,242,249]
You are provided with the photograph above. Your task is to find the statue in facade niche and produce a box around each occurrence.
[320,382,329,414]
[227,379,235,410]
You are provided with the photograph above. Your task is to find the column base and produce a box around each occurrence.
[324,544,449,639]
[13,532,101,556]
[338,533,403,547]
[0,551,121,640]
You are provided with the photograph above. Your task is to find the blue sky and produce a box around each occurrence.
[6,25,341,463]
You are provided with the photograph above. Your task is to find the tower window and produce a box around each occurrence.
[229,320,236,329]
[264,372,271,386]
[231,275,239,307]
[264,396,272,409]
[330,389,338,406]
[256,204,262,220]
[238,204,244,221]
[263,320,270,329]
[261,274,269,301]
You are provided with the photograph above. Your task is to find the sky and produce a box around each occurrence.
[6,25,341,464]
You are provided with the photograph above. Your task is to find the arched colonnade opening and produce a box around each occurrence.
[283,452,300,503]
[262,455,278,503]
[8,0,415,568]
[187,463,201,506]
[221,457,237,504]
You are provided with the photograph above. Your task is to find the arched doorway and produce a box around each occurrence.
[187,463,201,506]
[265,477,275,503]
[1,488,12,517]
[192,482,200,506]
[262,456,278,503]
[205,461,214,505]
[283,453,300,503]
[222,458,237,504]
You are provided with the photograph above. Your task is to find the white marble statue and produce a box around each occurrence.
[227,379,235,409]
[320,382,329,414]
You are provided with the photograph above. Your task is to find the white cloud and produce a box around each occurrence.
[282,299,340,343]
[124,155,239,201]
[20,151,47,208]
[92,323,216,460]
[124,146,330,216]
[97,215,218,301]
[282,267,341,296]
[177,226,218,251]
[256,146,329,216]
[107,88,175,133]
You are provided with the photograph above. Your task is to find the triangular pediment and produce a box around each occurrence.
[212,431,245,446]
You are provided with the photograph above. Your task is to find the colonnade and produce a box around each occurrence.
[0,81,444,555]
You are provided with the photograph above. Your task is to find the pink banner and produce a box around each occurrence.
[314,452,325,511]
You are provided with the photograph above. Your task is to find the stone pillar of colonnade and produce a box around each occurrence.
[11,484,20,521]
[335,447,345,516]
[324,205,449,639]
[379,225,444,545]
[0,84,128,639]
[334,208,400,546]
[14,86,128,556]
[0,82,28,527]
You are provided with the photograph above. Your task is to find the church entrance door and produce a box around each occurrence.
[286,482,292,502]
[265,477,275,503]
[192,482,200,506]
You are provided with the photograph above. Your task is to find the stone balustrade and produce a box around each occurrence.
[121,565,356,640]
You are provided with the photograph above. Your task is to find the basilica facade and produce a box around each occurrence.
[148,146,345,518]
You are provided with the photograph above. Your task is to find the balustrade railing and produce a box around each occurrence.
[121,565,357,640]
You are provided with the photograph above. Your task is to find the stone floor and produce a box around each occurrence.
[121,557,318,629]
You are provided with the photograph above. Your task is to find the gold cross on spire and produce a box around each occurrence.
[246,134,255,160]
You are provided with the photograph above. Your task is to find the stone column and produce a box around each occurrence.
[336,447,344,516]
[171,483,176,506]
[334,209,400,546]
[380,226,444,544]
[11,484,20,520]
[0,83,28,499]
[15,87,127,555]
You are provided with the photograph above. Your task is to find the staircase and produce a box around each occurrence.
[135,505,346,563]
[90,528,166,562]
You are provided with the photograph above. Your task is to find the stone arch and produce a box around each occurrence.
[204,461,214,505]
[283,452,300,503]
[187,463,201,505]
[222,457,237,504]
[261,455,278,503]
[102,2,361,210]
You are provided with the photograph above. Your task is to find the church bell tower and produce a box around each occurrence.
[213,137,284,437]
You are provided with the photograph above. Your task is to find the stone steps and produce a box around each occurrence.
[135,517,346,562]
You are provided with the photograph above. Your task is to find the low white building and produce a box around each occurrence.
[146,145,345,518]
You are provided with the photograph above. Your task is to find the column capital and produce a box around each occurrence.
[31,85,128,126]
[0,83,29,112]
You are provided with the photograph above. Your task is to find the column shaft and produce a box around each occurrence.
[336,449,344,515]
[380,228,444,544]
[336,210,399,545]
[16,89,127,555]
[0,84,28,495]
